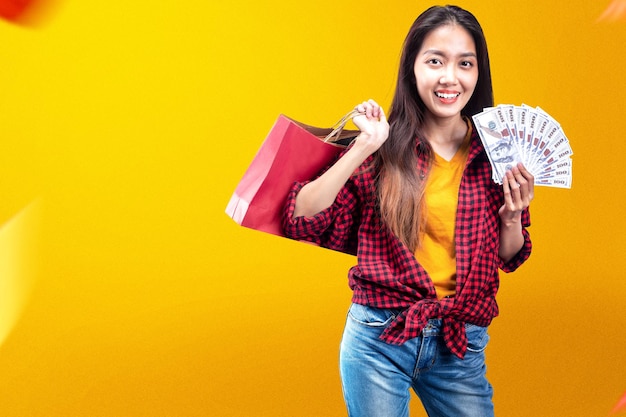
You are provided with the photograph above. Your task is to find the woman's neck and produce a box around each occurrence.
[422,115,469,161]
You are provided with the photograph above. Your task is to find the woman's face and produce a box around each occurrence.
[413,24,479,122]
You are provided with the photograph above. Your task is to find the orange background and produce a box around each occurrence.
[1,1,625,416]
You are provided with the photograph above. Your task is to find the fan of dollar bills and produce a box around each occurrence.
[472,104,573,188]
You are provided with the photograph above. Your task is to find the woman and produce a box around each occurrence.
[283,5,534,417]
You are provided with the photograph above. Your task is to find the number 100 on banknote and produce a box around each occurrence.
[472,104,573,188]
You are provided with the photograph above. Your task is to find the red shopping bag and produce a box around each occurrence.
[226,111,359,238]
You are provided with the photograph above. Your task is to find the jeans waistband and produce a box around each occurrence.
[422,318,442,337]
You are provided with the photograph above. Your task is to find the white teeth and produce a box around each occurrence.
[435,92,460,99]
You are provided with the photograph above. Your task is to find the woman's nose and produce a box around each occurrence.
[440,65,458,85]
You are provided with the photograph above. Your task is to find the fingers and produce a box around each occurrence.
[516,163,535,200]
[378,106,387,124]
[355,99,383,120]
[351,99,390,155]
[502,163,534,210]
[511,163,535,200]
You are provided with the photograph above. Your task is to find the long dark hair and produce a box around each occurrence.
[375,5,493,251]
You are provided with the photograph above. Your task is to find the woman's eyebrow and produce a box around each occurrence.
[422,49,477,58]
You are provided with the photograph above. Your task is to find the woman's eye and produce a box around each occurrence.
[460,61,474,68]
[427,58,442,65]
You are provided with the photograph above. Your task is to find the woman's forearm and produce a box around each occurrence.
[498,218,524,262]
[293,144,372,218]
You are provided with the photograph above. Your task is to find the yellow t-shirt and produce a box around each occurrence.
[415,124,472,299]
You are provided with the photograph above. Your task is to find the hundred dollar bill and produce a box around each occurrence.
[516,104,530,161]
[523,104,540,163]
[472,107,524,183]
[473,103,573,189]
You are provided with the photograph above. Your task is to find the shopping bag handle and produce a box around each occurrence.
[323,110,361,143]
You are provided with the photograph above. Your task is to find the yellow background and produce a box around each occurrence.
[1,0,625,416]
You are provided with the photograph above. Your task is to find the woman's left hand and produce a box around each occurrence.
[499,163,534,225]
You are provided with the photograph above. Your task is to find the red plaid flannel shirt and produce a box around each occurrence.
[283,129,532,358]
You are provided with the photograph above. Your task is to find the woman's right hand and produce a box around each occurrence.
[292,99,389,218]
[352,99,390,156]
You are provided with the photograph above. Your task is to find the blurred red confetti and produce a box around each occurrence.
[0,0,36,21]
[0,0,59,26]
[598,0,626,22]
[611,391,626,415]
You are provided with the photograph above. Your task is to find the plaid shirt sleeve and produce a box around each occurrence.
[282,177,362,256]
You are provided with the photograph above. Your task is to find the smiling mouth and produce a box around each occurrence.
[435,92,461,99]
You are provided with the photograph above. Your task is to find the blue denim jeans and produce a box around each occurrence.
[339,303,494,417]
